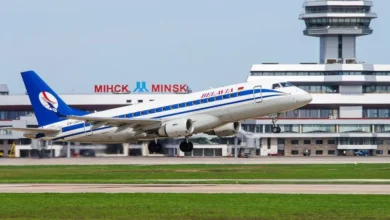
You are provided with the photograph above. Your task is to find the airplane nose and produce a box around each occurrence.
[293,88,312,105]
[295,91,312,105]
[297,93,313,104]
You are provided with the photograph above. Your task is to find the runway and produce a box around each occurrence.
[1,156,390,166]
[1,184,390,194]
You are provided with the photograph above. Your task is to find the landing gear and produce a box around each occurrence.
[179,139,193,153]
[148,140,162,154]
[270,113,281,134]
[272,126,281,133]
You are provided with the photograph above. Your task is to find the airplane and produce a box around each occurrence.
[3,71,312,153]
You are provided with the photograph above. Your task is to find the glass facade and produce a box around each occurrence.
[242,124,390,134]
[0,129,12,135]
[302,125,336,133]
[0,111,31,120]
[339,125,371,133]
[305,6,371,14]
[363,85,390,93]
[363,109,390,118]
[298,85,339,93]
[241,124,263,133]
[251,71,390,76]
[281,109,339,119]
[339,138,379,145]
[305,18,371,28]
[375,125,390,133]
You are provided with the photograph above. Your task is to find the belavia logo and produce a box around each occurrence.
[39,91,58,112]
[133,81,188,93]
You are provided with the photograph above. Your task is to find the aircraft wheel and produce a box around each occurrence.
[156,143,162,153]
[188,142,194,152]
[179,141,191,153]
[148,141,159,153]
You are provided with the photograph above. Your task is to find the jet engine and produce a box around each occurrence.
[205,122,241,137]
[158,118,194,137]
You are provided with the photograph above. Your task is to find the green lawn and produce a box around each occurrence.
[1,193,389,220]
[1,164,390,183]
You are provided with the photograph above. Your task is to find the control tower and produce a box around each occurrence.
[299,0,377,64]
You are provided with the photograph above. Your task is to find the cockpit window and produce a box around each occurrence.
[280,82,294,87]
[272,83,282,89]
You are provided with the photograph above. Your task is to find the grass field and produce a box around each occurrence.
[1,193,390,220]
[1,164,390,184]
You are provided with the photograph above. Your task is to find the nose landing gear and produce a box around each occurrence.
[270,113,281,133]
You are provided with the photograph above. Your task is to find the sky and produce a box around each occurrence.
[1,0,389,94]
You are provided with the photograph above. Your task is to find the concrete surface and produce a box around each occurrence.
[1,184,390,194]
[1,157,390,166]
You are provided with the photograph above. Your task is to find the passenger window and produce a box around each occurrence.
[186,102,193,106]
[272,84,282,89]
[163,106,171,111]
[201,99,208,103]
[148,109,155,114]
[127,113,133,118]
[172,105,178,109]
[216,96,223,101]
[156,108,163,112]
[231,93,238,98]
[194,100,200,105]
[142,110,148,115]
[179,103,186,108]
[223,94,230,99]
[134,112,141,117]
[208,97,215,102]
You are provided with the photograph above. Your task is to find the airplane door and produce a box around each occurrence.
[253,86,262,103]
[84,122,93,136]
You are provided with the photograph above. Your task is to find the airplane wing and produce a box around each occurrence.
[1,127,60,134]
[66,115,161,131]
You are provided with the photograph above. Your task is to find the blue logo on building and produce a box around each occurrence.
[133,81,149,93]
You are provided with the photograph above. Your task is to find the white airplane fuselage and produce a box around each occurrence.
[36,79,311,144]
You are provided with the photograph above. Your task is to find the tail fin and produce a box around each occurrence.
[21,71,88,127]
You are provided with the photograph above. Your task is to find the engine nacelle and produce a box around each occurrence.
[205,122,241,137]
[158,118,194,137]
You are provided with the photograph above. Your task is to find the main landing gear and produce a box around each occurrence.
[270,113,281,133]
[179,139,193,153]
[148,140,162,154]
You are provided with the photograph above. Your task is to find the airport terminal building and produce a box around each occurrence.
[242,0,390,157]
[1,0,389,157]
